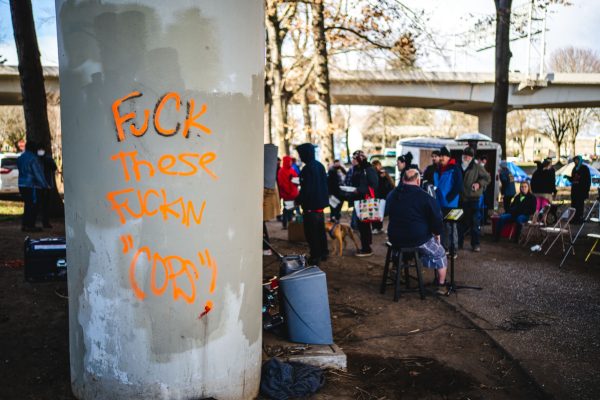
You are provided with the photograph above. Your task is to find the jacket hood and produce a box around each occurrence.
[297,143,315,163]
[282,155,293,169]
[439,158,456,173]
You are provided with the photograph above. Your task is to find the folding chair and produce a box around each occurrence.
[520,204,551,246]
[585,233,600,262]
[540,207,576,255]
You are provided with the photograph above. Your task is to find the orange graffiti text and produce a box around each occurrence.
[112,91,212,142]
[125,241,218,305]
[106,188,206,227]
[110,151,218,182]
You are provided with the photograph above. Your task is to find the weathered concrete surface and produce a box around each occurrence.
[55,0,264,398]
[443,225,600,400]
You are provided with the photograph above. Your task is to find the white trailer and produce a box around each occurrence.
[395,136,503,210]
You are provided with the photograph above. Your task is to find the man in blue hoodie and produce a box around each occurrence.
[296,143,329,265]
[387,169,448,292]
[433,147,463,254]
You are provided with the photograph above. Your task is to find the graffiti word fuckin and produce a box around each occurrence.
[110,150,218,182]
[123,236,217,306]
[106,188,206,227]
[112,91,212,142]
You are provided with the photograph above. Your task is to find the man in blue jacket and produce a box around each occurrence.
[296,143,329,265]
[434,147,463,254]
[386,169,448,292]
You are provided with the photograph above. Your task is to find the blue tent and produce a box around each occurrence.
[506,162,529,183]
[556,162,600,188]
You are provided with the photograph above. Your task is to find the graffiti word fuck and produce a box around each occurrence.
[112,91,211,142]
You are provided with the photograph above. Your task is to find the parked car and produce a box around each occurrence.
[0,153,20,194]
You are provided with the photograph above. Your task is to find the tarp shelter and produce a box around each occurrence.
[506,162,529,183]
[555,162,600,188]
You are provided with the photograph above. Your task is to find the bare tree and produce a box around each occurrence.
[0,106,26,151]
[548,47,600,156]
[491,0,512,157]
[543,108,570,160]
[9,0,52,150]
[507,110,533,160]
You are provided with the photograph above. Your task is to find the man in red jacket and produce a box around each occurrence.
[277,155,300,229]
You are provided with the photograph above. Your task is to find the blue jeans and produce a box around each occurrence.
[459,200,481,248]
[496,213,529,239]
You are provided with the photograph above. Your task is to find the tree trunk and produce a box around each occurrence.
[492,0,512,157]
[10,0,63,217]
[301,88,312,142]
[311,0,334,162]
[265,0,290,154]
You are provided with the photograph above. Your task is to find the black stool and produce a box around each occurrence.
[380,242,426,301]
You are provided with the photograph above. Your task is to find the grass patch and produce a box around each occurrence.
[0,199,23,221]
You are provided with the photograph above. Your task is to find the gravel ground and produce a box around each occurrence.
[443,222,600,400]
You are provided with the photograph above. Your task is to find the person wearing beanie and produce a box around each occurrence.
[433,146,463,254]
[458,147,491,252]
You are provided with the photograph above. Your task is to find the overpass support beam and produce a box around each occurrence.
[473,110,493,137]
[56,1,263,399]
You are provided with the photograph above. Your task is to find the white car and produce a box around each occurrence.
[0,153,20,194]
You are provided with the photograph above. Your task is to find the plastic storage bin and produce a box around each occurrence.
[279,267,333,345]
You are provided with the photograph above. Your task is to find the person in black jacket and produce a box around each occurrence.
[530,158,556,202]
[371,159,395,234]
[350,150,379,256]
[296,143,329,265]
[494,181,537,242]
[386,169,448,292]
[422,150,440,187]
[327,160,346,222]
[568,155,592,224]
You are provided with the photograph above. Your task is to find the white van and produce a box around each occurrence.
[395,136,502,210]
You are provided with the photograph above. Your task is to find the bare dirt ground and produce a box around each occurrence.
[0,200,598,399]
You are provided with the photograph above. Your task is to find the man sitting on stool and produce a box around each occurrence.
[386,169,448,294]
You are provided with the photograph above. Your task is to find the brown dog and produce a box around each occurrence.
[325,221,360,256]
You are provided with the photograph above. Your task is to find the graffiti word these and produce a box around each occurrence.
[111,150,218,182]
[106,188,206,227]
[112,91,212,142]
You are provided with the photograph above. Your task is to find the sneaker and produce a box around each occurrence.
[356,250,373,257]
[436,286,449,296]
[372,229,381,235]
[472,246,481,253]
[263,249,273,256]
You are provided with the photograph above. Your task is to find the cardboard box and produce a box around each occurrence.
[288,221,306,242]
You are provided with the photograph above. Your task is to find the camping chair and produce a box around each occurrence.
[539,207,576,255]
[520,204,551,246]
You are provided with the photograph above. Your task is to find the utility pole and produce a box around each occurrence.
[526,0,534,76]
[492,0,513,157]
[539,6,547,77]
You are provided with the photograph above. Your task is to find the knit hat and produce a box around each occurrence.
[439,147,451,157]
[463,147,475,157]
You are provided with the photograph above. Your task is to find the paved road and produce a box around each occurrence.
[444,225,600,400]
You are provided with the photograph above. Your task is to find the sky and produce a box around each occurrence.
[1,0,599,72]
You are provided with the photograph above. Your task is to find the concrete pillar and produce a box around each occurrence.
[55,1,263,399]
[473,110,493,137]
